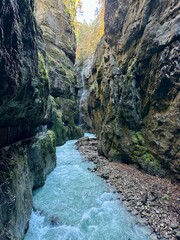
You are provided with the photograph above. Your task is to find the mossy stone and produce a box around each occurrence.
[130,131,161,175]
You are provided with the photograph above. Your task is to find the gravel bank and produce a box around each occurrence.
[76,137,180,240]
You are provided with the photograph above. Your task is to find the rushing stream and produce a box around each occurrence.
[25,134,151,240]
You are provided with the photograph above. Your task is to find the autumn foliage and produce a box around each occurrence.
[76,0,105,61]
[63,0,104,61]
[63,0,82,26]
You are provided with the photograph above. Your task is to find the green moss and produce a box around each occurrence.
[96,63,104,79]
[126,57,137,86]
[47,130,56,148]
[130,131,161,175]
[47,52,75,87]
[136,132,145,145]
[132,132,145,145]
[38,52,49,84]
[161,194,169,201]
[141,153,161,174]
[51,100,68,146]
[37,130,56,160]
[50,97,83,146]
[109,147,122,161]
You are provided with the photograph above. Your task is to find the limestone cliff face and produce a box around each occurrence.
[0,131,56,240]
[0,0,50,137]
[35,0,83,145]
[0,1,56,239]
[84,0,180,180]
[77,55,94,130]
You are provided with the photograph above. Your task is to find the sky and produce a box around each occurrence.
[77,0,99,23]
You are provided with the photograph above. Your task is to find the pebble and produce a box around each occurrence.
[101,173,109,179]
[4,146,10,151]
[131,209,138,215]
[171,223,178,229]
[150,234,158,240]
[138,218,148,226]
[93,160,98,164]
[175,230,180,240]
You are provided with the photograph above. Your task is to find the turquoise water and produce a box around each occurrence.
[25,137,151,240]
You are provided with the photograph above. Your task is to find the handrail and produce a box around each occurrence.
[0,125,47,148]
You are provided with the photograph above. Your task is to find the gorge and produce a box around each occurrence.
[0,0,179,239]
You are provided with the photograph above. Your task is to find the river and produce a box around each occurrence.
[25,134,151,240]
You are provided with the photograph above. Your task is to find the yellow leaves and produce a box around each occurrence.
[63,0,82,28]
[76,0,105,61]
[63,0,105,61]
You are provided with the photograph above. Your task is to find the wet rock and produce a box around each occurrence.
[150,234,158,240]
[78,55,95,130]
[175,230,180,240]
[49,216,61,226]
[171,223,178,230]
[27,131,56,189]
[101,170,111,179]
[93,159,99,164]
[0,131,56,239]
[131,210,138,216]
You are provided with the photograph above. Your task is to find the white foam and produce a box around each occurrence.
[25,139,151,240]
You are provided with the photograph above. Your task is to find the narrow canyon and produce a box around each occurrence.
[0,0,179,239]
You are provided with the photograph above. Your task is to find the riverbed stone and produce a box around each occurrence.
[150,234,158,240]
[171,223,178,230]
[175,230,180,240]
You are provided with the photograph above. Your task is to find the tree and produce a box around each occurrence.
[75,0,105,61]
[63,0,82,28]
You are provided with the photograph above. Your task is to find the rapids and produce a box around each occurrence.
[25,134,151,240]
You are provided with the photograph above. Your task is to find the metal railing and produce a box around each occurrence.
[0,125,47,148]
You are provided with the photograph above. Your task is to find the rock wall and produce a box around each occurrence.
[0,1,56,239]
[84,0,180,180]
[0,0,50,131]
[77,55,94,130]
[0,131,56,240]
[35,0,83,145]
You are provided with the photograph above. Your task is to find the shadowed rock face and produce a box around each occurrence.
[83,0,180,180]
[0,0,50,129]
[0,131,56,240]
[78,55,94,130]
[35,0,83,145]
[35,0,76,97]
[0,1,56,239]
